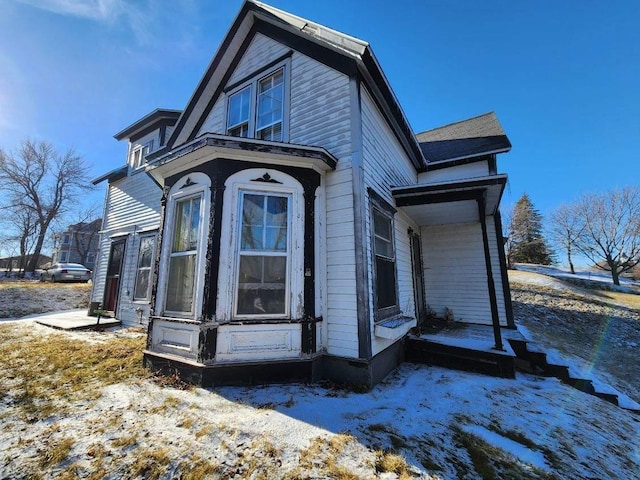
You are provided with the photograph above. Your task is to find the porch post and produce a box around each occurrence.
[477,193,504,351]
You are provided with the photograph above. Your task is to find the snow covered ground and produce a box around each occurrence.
[0,318,638,478]
[1,276,639,478]
[514,263,640,293]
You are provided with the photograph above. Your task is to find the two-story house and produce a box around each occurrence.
[91,0,514,387]
[51,219,102,269]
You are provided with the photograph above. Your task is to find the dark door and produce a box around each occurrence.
[104,239,125,312]
[410,232,427,324]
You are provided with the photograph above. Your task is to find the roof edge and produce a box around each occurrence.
[114,108,182,141]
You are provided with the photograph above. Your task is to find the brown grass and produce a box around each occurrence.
[0,323,149,421]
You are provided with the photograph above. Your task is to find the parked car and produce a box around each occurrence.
[40,263,92,283]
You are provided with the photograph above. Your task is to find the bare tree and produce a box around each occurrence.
[572,187,640,285]
[0,140,92,273]
[11,206,39,274]
[549,203,584,274]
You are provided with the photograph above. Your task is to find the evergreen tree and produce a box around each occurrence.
[507,193,553,265]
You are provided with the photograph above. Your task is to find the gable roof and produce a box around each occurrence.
[164,0,425,169]
[114,109,181,142]
[416,112,511,164]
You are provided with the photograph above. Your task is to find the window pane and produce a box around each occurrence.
[189,197,201,250]
[173,197,200,252]
[375,236,393,258]
[227,87,251,129]
[241,194,265,250]
[258,123,282,142]
[134,270,150,300]
[257,70,284,140]
[166,255,195,312]
[373,209,392,240]
[237,255,286,315]
[376,257,397,309]
[138,236,154,268]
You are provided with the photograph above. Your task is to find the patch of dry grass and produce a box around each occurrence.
[0,323,149,421]
[0,281,91,318]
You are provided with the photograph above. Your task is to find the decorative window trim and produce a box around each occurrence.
[225,60,290,142]
[133,233,157,302]
[156,173,211,320]
[217,169,304,322]
[368,188,400,321]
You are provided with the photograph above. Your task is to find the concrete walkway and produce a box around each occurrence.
[27,309,121,331]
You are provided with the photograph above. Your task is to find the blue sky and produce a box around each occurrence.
[1,1,639,236]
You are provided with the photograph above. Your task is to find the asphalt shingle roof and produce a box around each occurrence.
[416,112,511,163]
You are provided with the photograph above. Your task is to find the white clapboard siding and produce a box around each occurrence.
[360,86,419,354]
[422,220,507,326]
[228,33,290,86]
[196,32,359,357]
[361,88,417,203]
[418,161,489,184]
[92,173,162,327]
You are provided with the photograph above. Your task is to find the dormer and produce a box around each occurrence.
[114,109,181,171]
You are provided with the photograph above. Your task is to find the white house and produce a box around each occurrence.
[91,0,514,387]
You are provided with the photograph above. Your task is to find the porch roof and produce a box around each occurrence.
[145,133,338,183]
[391,174,507,226]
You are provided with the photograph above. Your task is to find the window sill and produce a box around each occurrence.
[374,315,416,340]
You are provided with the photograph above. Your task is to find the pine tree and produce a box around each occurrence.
[508,193,553,265]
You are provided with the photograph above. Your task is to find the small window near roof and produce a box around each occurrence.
[131,140,154,169]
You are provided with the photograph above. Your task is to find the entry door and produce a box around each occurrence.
[104,239,126,312]
[410,232,427,324]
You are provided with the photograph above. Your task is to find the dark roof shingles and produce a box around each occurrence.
[416,112,511,163]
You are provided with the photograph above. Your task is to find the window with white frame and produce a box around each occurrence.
[235,192,290,316]
[60,251,69,262]
[62,234,70,245]
[131,140,154,169]
[86,252,95,266]
[226,67,286,142]
[371,202,399,318]
[133,234,156,301]
[165,195,201,314]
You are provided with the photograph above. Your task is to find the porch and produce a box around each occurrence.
[405,323,525,378]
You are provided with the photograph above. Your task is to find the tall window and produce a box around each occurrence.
[226,67,286,142]
[165,196,201,313]
[134,234,156,301]
[236,192,289,316]
[372,205,398,316]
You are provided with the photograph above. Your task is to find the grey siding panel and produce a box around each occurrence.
[92,174,161,327]
[422,220,507,326]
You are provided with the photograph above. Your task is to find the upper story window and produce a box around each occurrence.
[62,234,70,245]
[226,66,287,142]
[131,140,154,169]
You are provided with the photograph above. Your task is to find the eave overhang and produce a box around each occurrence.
[91,165,128,185]
[145,133,337,184]
[114,109,181,142]
[392,174,507,226]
